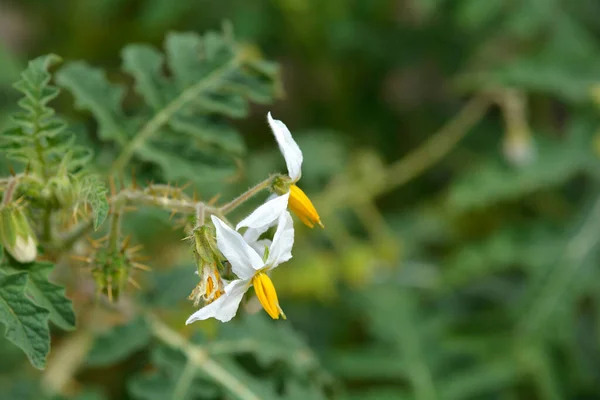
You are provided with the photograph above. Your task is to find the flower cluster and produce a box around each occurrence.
[186,113,322,324]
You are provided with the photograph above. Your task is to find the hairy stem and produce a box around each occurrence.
[219,175,276,215]
[110,57,241,174]
[108,205,123,253]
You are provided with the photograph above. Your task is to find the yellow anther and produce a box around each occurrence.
[252,272,285,319]
[288,184,323,229]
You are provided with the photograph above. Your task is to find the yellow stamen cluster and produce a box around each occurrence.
[252,272,286,320]
[288,184,324,229]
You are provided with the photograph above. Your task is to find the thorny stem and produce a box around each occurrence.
[110,57,242,174]
[146,313,262,400]
[195,203,205,228]
[219,175,277,215]
[108,205,123,253]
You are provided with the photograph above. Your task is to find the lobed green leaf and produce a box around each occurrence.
[0,272,50,370]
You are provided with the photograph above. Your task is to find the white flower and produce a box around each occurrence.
[241,113,323,229]
[186,210,294,324]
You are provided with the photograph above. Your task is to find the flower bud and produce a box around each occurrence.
[502,131,536,168]
[0,205,37,263]
[189,225,225,306]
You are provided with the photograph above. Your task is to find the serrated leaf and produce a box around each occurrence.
[57,30,279,182]
[0,272,50,369]
[2,54,96,176]
[81,176,109,229]
[86,316,151,367]
[55,62,129,145]
[25,262,75,331]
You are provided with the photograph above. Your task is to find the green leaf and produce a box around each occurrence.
[57,30,279,183]
[55,61,129,145]
[86,316,151,367]
[25,262,75,331]
[80,176,109,229]
[0,272,50,369]
[1,54,94,175]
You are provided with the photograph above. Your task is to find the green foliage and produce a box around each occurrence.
[5,1,600,399]
[0,260,75,369]
[448,126,596,211]
[56,30,279,184]
[129,315,329,400]
[86,317,151,367]
[0,54,91,176]
[0,272,50,370]
[24,262,76,331]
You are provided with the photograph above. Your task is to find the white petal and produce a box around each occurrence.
[268,112,303,181]
[236,192,290,233]
[266,211,294,268]
[185,280,249,324]
[211,216,264,279]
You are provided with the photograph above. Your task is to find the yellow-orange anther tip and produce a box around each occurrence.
[289,184,322,229]
[252,272,283,320]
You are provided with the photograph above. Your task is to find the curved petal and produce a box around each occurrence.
[211,216,264,279]
[186,280,249,324]
[236,192,289,233]
[268,112,303,181]
[266,211,294,268]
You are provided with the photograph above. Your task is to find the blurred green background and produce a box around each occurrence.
[4,0,600,399]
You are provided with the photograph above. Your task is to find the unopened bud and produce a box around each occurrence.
[193,225,218,268]
[189,225,225,306]
[0,205,37,263]
[503,131,536,168]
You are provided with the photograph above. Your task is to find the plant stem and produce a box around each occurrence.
[195,203,205,227]
[146,313,262,400]
[219,176,275,215]
[110,58,241,174]
[315,94,491,216]
[108,205,123,253]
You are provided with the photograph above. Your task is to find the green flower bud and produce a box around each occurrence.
[0,205,37,263]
